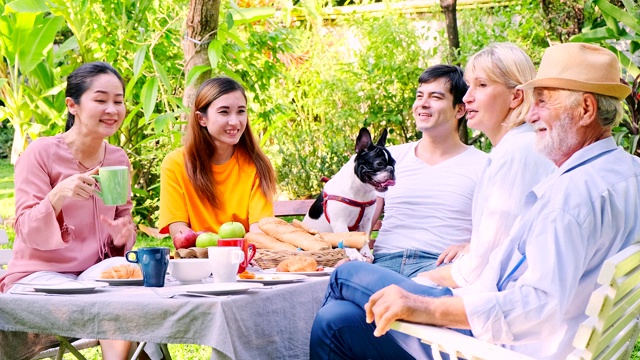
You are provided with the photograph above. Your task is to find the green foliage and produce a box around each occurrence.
[0,120,13,159]
[1,0,187,224]
[572,0,640,156]
[267,13,427,198]
[455,0,548,66]
[0,0,67,163]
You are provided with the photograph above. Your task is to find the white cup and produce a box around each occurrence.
[208,247,245,283]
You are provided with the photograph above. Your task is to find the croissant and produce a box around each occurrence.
[100,264,143,279]
[276,255,318,272]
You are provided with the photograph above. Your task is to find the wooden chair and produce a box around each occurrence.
[391,242,640,360]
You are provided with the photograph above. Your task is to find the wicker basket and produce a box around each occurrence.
[253,248,347,269]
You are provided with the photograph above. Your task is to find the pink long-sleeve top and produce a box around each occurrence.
[0,135,136,292]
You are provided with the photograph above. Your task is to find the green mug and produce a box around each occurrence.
[91,166,129,206]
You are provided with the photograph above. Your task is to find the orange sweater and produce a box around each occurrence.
[158,147,273,234]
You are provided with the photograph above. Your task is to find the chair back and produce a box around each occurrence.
[569,242,640,360]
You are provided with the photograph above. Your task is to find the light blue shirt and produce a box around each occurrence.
[455,137,640,359]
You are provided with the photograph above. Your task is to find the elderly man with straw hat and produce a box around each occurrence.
[309,43,640,360]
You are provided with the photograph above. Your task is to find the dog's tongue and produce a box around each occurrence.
[380,180,396,187]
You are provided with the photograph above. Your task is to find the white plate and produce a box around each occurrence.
[95,278,144,286]
[265,267,335,277]
[179,282,264,295]
[31,281,109,294]
[237,274,307,285]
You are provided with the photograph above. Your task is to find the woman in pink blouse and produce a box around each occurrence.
[0,62,137,359]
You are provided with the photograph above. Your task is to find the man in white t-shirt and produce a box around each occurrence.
[371,65,488,277]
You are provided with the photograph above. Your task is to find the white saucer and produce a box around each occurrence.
[31,281,109,294]
[238,274,307,285]
[179,282,264,295]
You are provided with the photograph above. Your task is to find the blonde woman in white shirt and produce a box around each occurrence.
[418,43,556,287]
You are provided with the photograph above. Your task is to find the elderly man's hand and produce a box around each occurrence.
[364,284,431,337]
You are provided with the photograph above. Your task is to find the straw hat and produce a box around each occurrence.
[518,43,631,100]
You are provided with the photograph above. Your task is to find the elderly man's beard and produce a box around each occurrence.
[535,112,579,164]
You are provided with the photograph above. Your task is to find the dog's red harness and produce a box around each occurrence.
[322,192,376,231]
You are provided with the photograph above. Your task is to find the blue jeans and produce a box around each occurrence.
[373,250,439,277]
[310,261,472,360]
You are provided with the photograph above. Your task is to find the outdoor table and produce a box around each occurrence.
[0,276,330,360]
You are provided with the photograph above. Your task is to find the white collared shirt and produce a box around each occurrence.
[454,137,640,359]
[451,124,556,286]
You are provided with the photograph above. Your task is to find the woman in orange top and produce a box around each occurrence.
[159,77,277,239]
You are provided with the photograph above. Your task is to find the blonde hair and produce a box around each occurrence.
[465,43,536,129]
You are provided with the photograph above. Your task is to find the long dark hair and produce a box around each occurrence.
[184,76,277,208]
[65,62,125,131]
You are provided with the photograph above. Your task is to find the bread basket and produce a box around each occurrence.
[253,248,347,269]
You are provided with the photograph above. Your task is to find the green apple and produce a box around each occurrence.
[218,221,247,239]
[196,232,221,248]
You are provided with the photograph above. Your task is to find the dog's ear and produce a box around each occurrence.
[375,128,388,147]
[355,127,373,154]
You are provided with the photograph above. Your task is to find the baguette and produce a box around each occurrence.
[244,232,298,251]
[291,219,320,235]
[318,232,369,250]
[258,217,331,251]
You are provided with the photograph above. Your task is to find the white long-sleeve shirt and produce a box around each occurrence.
[451,124,555,286]
[454,137,640,359]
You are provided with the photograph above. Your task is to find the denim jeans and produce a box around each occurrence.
[310,261,472,360]
[373,249,440,278]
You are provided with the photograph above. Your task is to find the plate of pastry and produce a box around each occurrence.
[96,264,144,285]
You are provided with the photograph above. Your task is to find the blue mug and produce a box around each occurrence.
[125,247,170,287]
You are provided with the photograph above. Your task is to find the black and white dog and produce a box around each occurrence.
[303,127,396,235]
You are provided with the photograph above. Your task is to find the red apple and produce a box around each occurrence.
[173,229,198,249]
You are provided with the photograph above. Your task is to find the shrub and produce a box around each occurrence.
[0,121,13,159]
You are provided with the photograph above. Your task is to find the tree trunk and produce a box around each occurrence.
[439,0,460,66]
[439,0,467,143]
[182,0,221,110]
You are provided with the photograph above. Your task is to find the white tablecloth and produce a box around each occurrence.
[0,277,330,360]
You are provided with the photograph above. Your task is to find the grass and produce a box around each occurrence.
[0,157,15,220]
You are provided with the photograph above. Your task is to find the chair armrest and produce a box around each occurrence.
[391,321,536,360]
